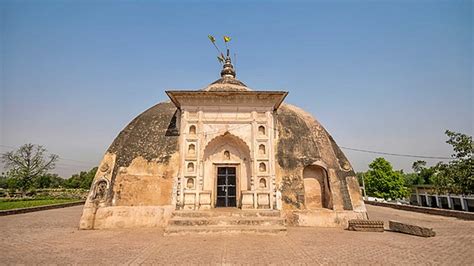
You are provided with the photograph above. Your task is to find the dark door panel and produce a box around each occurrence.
[216,167,237,207]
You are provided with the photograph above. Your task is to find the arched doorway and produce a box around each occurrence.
[303,165,333,209]
[203,132,251,208]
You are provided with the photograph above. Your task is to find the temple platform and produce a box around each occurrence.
[164,208,287,235]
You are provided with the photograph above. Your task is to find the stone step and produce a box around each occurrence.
[168,217,286,227]
[171,210,281,218]
[164,225,287,236]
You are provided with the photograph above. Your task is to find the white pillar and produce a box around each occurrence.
[447,195,453,209]
[460,195,467,211]
[435,195,440,208]
[276,189,282,210]
[425,192,431,207]
[415,188,421,206]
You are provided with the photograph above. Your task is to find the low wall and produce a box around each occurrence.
[365,200,474,220]
[0,201,85,216]
[291,209,368,228]
[86,205,174,229]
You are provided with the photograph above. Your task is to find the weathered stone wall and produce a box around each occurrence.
[113,155,179,206]
[275,103,365,214]
[79,102,180,229]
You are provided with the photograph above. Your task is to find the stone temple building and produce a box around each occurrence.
[79,55,367,233]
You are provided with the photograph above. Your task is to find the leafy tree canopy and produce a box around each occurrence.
[364,157,409,200]
[432,130,473,194]
[63,167,97,189]
[1,144,59,191]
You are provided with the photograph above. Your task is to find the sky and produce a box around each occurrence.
[1,0,472,178]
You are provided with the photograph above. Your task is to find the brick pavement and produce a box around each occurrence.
[0,205,473,265]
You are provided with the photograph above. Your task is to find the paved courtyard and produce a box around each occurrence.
[1,205,473,265]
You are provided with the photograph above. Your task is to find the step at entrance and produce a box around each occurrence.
[164,209,287,236]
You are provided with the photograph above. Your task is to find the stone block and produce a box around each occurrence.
[389,220,436,237]
[184,192,196,210]
[199,191,211,210]
[257,193,270,209]
[92,206,173,229]
[241,192,254,209]
[347,219,384,232]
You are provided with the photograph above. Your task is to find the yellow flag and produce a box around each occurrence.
[224,36,231,42]
[208,35,216,43]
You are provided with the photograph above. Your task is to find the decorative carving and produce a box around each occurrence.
[92,179,108,202]
[259,178,267,188]
[99,163,109,173]
[188,112,198,119]
[258,125,266,136]
[259,162,266,172]
[341,160,351,171]
[224,150,230,160]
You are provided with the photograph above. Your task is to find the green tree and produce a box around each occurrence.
[433,130,473,194]
[0,172,8,189]
[1,144,59,191]
[403,172,424,187]
[409,160,436,185]
[412,160,427,173]
[364,157,409,200]
[64,167,97,189]
[34,173,64,189]
[6,177,21,192]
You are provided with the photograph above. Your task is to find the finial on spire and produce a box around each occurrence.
[208,34,236,78]
[221,53,235,78]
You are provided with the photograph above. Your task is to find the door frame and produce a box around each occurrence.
[212,163,240,208]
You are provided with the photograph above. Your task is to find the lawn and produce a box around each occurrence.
[0,199,81,210]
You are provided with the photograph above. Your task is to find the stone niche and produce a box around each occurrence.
[303,165,333,210]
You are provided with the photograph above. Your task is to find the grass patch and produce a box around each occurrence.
[0,199,80,210]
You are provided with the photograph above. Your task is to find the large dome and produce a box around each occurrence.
[104,101,359,211]
[108,101,353,173]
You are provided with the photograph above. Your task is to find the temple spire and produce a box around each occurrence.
[220,49,236,78]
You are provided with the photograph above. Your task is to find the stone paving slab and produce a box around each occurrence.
[0,205,473,265]
[389,220,436,237]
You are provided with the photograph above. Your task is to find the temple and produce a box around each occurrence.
[79,54,367,233]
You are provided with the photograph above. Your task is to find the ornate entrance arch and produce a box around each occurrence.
[202,132,252,208]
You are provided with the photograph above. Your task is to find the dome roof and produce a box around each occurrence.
[203,77,250,92]
[108,102,353,175]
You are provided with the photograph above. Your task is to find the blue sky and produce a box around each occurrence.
[1,0,472,177]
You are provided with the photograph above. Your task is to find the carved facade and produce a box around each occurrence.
[167,90,286,211]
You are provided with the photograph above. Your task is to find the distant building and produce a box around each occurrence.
[411,185,474,212]
[79,55,367,230]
